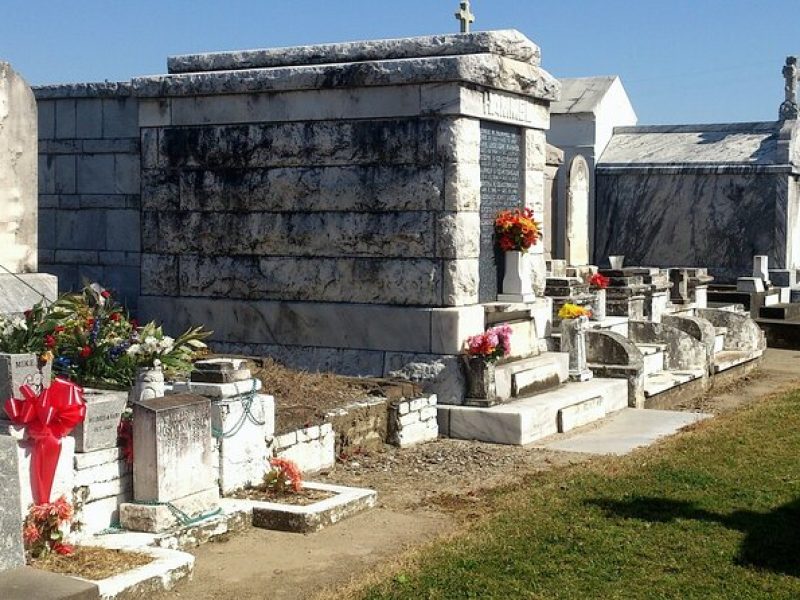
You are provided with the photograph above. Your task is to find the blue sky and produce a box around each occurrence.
[0,0,795,125]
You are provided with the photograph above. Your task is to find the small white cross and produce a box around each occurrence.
[455,1,475,33]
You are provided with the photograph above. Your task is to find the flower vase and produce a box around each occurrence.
[462,356,497,401]
[560,316,593,382]
[129,364,165,404]
[591,289,607,321]
[609,255,625,269]
[498,251,535,303]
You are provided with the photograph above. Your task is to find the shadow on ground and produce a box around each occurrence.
[586,496,800,577]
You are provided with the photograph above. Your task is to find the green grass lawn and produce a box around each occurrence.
[361,391,800,600]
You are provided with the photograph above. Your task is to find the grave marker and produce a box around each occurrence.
[0,435,24,572]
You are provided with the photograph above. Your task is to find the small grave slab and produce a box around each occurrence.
[249,482,376,533]
[72,546,192,600]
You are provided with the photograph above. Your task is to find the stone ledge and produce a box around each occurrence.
[0,566,98,600]
[249,481,377,533]
[133,54,559,100]
[74,546,193,600]
[33,82,133,99]
[167,30,540,73]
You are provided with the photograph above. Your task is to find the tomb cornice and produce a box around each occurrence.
[167,29,541,74]
[131,53,559,101]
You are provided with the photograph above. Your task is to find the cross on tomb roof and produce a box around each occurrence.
[779,55,798,120]
[455,1,475,34]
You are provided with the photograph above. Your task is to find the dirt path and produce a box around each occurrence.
[154,349,800,600]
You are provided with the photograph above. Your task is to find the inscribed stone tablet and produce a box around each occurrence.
[478,122,523,303]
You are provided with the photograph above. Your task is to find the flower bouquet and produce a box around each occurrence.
[586,273,609,321]
[558,303,592,320]
[462,325,513,401]
[494,208,542,252]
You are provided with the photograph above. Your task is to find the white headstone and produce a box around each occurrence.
[753,255,770,284]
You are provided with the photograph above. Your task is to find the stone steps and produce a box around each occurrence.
[635,343,666,376]
[464,352,568,407]
[643,369,706,398]
[760,302,800,321]
[713,327,727,353]
[438,378,628,446]
[713,350,758,373]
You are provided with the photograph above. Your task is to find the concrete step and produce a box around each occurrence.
[587,316,629,337]
[713,327,727,353]
[465,352,568,406]
[643,369,706,398]
[713,350,758,373]
[760,302,800,321]
[635,343,666,376]
[438,378,629,446]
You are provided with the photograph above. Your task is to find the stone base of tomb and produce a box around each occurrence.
[119,487,221,533]
[0,273,58,317]
[72,447,132,537]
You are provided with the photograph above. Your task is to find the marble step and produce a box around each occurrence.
[643,369,706,398]
[438,378,629,446]
[635,343,666,376]
[713,327,727,353]
[760,302,800,321]
[587,316,629,337]
[465,352,569,406]
[713,350,758,373]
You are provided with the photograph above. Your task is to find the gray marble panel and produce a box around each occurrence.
[0,435,24,572]
[595,171,784,283]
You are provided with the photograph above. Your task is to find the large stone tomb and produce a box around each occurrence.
[120,393,219,532]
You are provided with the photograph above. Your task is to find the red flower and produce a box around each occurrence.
[109,312,121,322]
[52,542,74,556]
[53,495,74,521]
[100,290,111,298]
[22,523,41,543]
[588,273,611,290]
[85,317,95,328]
[130,318,139,329]
[54,325,65,334]
[44,335,56,348]
[498,235,515,251]
[79,346,92,358]
[24,309,33,319]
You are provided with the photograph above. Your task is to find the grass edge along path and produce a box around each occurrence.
[349,390,800,600]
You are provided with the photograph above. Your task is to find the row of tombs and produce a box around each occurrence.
[0,29,772,553]
[0,257,766,543]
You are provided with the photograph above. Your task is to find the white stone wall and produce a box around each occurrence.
[272,423,335,474]
[71,446,132,536]
[388,395,439,448]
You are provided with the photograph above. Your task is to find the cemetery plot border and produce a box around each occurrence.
[249,481,377,533]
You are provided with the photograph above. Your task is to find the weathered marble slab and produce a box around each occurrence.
[601,122,792,167]
[141,211,436,257]
[0,62,37,273]
[142,164,445,213]
[167,30,541,73]
[133,55,559,101]
[0,435,24,572]
[594,171,787,283]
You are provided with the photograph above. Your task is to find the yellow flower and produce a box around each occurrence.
[39,351,54,363]
[558,303,591,320]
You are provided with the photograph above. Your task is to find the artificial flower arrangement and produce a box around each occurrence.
[587,273,610,289]
[22,494,75,558]
[264,457,303,494]
[494,207,542,252]
[464,325,513,362]
[0,283,210,390]
[558,303,592,320]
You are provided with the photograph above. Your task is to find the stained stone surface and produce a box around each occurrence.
[134,54,559,100]
[0,435,24,572]
[167,30,542,73]
[71,389,127,453]
[0,62,37,274]
[478,122,523,302]
[595,121,800,282]
[0,353,51,419]
[130,394,217,503]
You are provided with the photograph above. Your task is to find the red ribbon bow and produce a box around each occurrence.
[4,378,86,504]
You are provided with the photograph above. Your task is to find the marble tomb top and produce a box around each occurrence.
[598,121,800,172]
[133,30,559,101]
[166,29,540,73]
[550,75,619,115]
